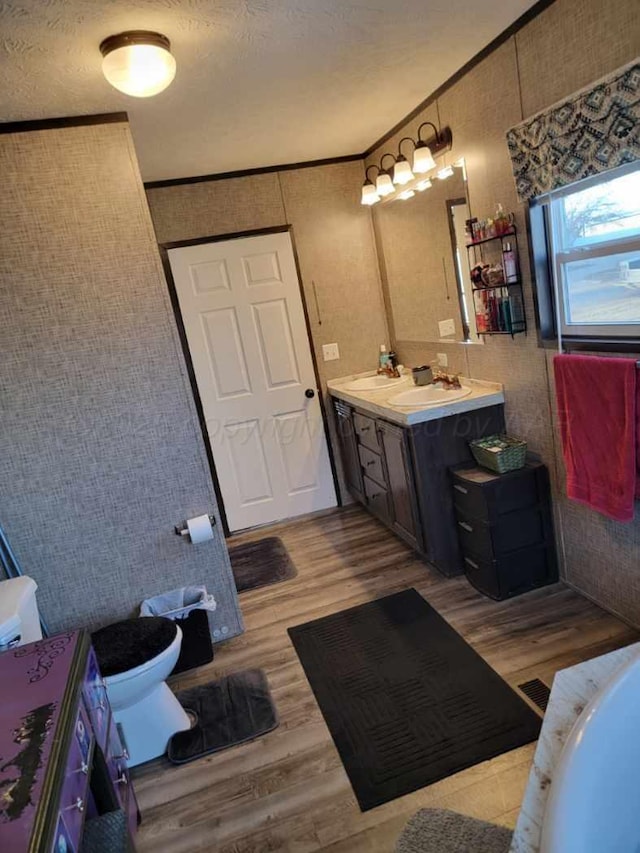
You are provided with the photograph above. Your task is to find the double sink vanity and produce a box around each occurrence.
[328,371,506,578]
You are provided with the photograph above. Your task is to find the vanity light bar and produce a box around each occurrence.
[360,126,453,205]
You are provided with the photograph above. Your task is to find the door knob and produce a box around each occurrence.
[305,388,316,399]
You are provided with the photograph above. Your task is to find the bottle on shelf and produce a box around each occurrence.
[494,203,510,236]
[502,241,519,281]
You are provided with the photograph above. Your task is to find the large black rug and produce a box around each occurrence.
[228,536,297,593]
[288,589,541,811]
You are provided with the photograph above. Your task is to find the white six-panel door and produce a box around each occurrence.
[168,231,337,531]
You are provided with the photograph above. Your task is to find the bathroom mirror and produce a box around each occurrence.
[372,162,479,345]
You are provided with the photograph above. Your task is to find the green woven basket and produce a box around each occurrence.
[469,434,527,474]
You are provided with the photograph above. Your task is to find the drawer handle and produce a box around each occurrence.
[80,761,89,775]
[66,797,84,813]
[116,773,128,786]
[454,484,468,494]
[370,493,382,500]
[366,460,376,467]
[464,557,480,570]
[458,521,474,532]
[360,426,370,432]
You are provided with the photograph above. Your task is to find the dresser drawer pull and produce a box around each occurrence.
[366,460,376,466]
[116,773,128,786]
[80,761,89,775]
[458,521,474,532]
[464,557,480,570]
[454,484,468,494]
[360,425,370,432]
[370,492,382,500]
[66,797,84,813]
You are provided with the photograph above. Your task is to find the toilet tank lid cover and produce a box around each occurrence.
[0,577,38,643]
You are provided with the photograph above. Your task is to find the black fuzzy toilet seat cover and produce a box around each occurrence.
[91,616,178,677]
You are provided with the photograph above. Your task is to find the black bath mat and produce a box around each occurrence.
[167,668,278,764]
[228,536,297,593]
[288,589,541,811]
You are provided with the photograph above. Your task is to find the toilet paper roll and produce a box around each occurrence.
[186,514,214,544]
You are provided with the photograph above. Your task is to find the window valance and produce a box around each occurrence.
[507,58,640,202]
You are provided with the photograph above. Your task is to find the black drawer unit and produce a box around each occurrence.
[450,461,558,600]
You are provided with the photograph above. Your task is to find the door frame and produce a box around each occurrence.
[159,224,342,537]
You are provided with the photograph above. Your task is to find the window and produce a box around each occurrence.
[531,161,640,342]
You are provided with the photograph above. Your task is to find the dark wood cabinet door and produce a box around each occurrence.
[333,400,364,502]
[377,420,421,550]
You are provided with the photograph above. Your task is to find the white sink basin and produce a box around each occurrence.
[344,375,406,392]
[388,385,471,408]
[541,651,640,852]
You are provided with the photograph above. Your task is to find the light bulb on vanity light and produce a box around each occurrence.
[436,165,454,180]
[398,189,415,200]
[415,179,432,192]
[361,181,380,206]
[375,172,395,196]
[393,157,414,185]
[412,143,437,174]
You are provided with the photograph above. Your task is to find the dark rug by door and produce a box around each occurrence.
[167,669,278,764]
[228,536,297,593]
[288,589,541,811]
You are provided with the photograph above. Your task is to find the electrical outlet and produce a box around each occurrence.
[322,343,340,361]
[437,352,448,367]
[438,318,456,337]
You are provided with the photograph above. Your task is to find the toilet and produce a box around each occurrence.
[91,617,191,767]
[0,576,42,650]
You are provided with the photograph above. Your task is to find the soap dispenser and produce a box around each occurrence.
[377,344,390,374]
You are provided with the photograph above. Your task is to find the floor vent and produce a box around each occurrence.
[518,678,551,712]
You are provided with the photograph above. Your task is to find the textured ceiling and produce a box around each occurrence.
[0,0,537,181]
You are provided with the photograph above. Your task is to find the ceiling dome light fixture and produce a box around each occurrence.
[361,166,381,206]
[100,31,176,97]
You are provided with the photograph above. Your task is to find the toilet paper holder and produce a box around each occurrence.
[174,515,216,538]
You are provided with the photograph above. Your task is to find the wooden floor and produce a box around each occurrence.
[132,506,637,852]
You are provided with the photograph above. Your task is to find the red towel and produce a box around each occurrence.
[553,354,638,522]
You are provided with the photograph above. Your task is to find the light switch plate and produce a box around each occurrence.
[437,352,448,367]
[322,342,340,361]
[438,318,456,337]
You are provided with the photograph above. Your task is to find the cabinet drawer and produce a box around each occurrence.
[463,544,556,601]
[106,717,131,815]
[455,507,547,560]
[57,705,93,845]
[363,475,389,521]
[354,412,380,452]
[358,444,386,487]
[451,463,543,523]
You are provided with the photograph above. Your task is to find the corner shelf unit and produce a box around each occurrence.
[466,226,527,339]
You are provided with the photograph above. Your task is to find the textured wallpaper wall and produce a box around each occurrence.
[0,120,243,638]
[368,0,640,625]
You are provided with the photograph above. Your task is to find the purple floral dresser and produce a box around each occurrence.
[0,630,138,852]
